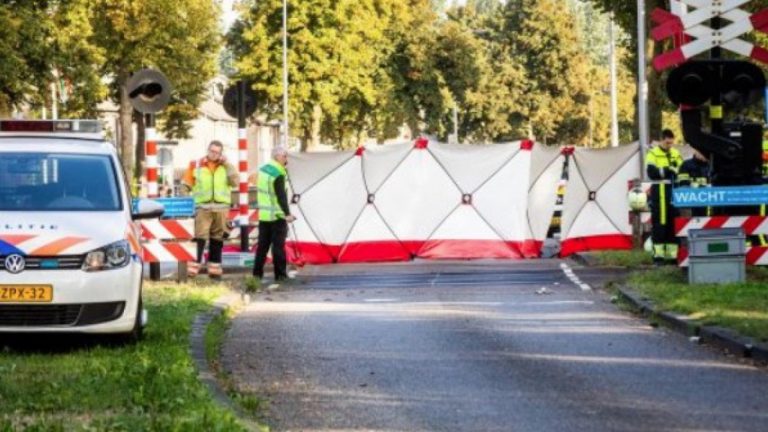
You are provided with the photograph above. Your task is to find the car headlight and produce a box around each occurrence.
[83,240,131,272]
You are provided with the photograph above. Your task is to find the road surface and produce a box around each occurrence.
[222,260,768,432]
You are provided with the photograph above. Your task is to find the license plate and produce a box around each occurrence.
[0,285,53,303]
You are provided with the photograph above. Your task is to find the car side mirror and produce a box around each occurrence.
[132,199,165,220]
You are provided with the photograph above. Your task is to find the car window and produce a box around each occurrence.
[0,152,121,211]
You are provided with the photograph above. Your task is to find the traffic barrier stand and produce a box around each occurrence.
[140,219,196,282]
[675,216,768,266]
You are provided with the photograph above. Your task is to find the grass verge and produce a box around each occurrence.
[592,249,653,267]
[0,279,248,431]
[629,266,768,343]
[204,298,270,430]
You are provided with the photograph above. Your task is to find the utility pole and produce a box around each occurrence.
[282,0,289,149]
[637,0,649,172]
[609,13,619,147]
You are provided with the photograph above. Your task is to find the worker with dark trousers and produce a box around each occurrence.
[676,149,711,217]
[646,129,684,265]
[252,147,296,282]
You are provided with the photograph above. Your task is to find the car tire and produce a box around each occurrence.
[113,296,143,345]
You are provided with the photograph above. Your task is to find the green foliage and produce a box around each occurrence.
[0,282,250,430]
[230,0,636,147]
[91,0,221,176]
[0,0,105,117]
[0,1,221,177]
[244,276,262,293]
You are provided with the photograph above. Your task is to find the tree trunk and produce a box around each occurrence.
[300,127,310,152]
[118,72,135,180]
[310,104,322,150]
[647,38,666,140]
[632,0,667,143]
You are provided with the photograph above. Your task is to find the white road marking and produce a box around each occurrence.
[560,262,592,291]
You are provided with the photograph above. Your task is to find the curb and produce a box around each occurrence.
[569,253,598,267]
[617,286,768,365]
[189,289,259,430]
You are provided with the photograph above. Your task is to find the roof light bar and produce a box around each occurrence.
[0,120,103,134]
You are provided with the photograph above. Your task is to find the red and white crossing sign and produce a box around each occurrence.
[652,0,768,71]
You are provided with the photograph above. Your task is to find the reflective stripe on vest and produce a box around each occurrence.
[257,161,287,222]
[192,163,232,205]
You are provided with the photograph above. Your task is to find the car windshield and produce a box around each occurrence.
[0,152,121,211]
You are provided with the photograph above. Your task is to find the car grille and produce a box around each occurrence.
[0,255,84,272]
[0,302,125,327]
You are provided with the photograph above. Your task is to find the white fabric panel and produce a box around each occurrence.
[577,143,639,189]
[376,149,461,241]
[297,157,367,245]
[596,155,640,235]
[428,205,502,240]
[288,202,322,244]
[473,149,531,241]
[560,158,589,241]
[428,143,520,192]
[287,150,355,193]
[527,144,564,241]
[345,204,399,242]
[567,202,621,239]
[362,142,413,192]
[562,144,640,240]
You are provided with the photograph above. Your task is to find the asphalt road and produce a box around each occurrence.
[222,260,768,432]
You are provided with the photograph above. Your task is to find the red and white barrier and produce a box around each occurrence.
[238,128,249,227]
[146,126,158,198]
[678,246,768,267]
[140,219,195,241]
[675,216,768,238]
[142,242,196,263]
[675,216,768,266]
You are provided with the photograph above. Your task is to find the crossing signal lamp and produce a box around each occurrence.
[666,60,765,184]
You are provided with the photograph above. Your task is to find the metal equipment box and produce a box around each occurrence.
[687,228,746,284]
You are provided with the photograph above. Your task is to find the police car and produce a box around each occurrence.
[0,120,163,341]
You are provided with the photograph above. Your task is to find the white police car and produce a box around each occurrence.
[0,120,163,341]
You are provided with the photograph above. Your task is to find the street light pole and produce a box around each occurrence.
[636,0,649,180]
[637,0,649,153]
[282,0,289,149]
[609,13,619,148]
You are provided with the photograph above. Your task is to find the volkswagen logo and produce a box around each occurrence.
[4,254,26,274]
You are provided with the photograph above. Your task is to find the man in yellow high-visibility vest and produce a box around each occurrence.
[252,147,296,282]
[181,140,237,278]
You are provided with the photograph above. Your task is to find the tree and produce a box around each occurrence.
[0,0,105,118]
[500,0,593,144]
[585,0,671,141]
[91,0,220,178]
[444,2,526,142]
[232,0,432,150]
[566,0,636,146]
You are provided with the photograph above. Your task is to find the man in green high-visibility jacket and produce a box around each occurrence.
[181,140,238,279]
[252,147,296,282]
